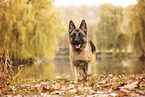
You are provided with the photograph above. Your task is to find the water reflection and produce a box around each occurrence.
[95,58,145,75]
[15,57,145,79]
[14,62,55,80]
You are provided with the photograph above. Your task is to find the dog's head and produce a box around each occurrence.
[69,20,88,51]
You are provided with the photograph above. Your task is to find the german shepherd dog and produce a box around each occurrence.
[69,20,96,83]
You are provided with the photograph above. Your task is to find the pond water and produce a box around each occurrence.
[14,57,145,80]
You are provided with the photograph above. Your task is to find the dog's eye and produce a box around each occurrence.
[70,33,76,38]
[79,33,83,37]
[73,33,76,37]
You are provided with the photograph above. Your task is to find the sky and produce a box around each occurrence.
[54,0,137,8]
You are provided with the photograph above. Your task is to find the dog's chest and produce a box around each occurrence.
[70,44,92,62]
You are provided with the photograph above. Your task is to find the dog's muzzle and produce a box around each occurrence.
[74,39,82,49]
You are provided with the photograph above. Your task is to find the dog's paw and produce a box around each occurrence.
[83,74,87,81]
[74,79,78,83]
[87,74,91,77]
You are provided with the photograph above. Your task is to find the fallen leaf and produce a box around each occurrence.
[0,85,3,89]
[101,84,109,89]
[68,84,75,89]
[136,90,145,95]
[109,74,113,78]
[112,82,126,90]
[55,83,61,90]
[89,89,95,94]
[97,91,106,94]
[42,86,54,93]
[55,76,61,79]
[109,93,117,97]
[98,80,106,85]
[2,88,7,93]
[69,89,77,93]
[35,84,41,87]
[40,93,47,96]
[118,92,130,96]
[120,81,139,90]
[120,88,130,93]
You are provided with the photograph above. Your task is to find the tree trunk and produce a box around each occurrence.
[139,52,145,61]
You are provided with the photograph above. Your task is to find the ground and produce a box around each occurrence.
[0,74,145,97]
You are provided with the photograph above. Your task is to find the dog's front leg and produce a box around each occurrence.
[87,64,92,76]
[72,63,78,83]
[87,57,95,76]
[87,60,93,76]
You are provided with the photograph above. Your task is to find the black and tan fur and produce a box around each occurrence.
[69,20,96,83]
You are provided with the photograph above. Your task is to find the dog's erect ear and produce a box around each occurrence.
[69,20,76,34]
[79,19,87,35]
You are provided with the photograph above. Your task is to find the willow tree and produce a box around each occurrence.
[0,0,18,58]
[94,4,124,54]
[0,0,65,60]
[127,0,145,61]
[115,30,129,54]
[24,0,66,60]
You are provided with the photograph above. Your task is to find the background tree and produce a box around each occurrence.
[94,4,128,54]
[0,0,66,60]
[115,30,129,55]
[127,0,145,61]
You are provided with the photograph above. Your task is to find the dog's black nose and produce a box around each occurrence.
[74,39,79,44]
